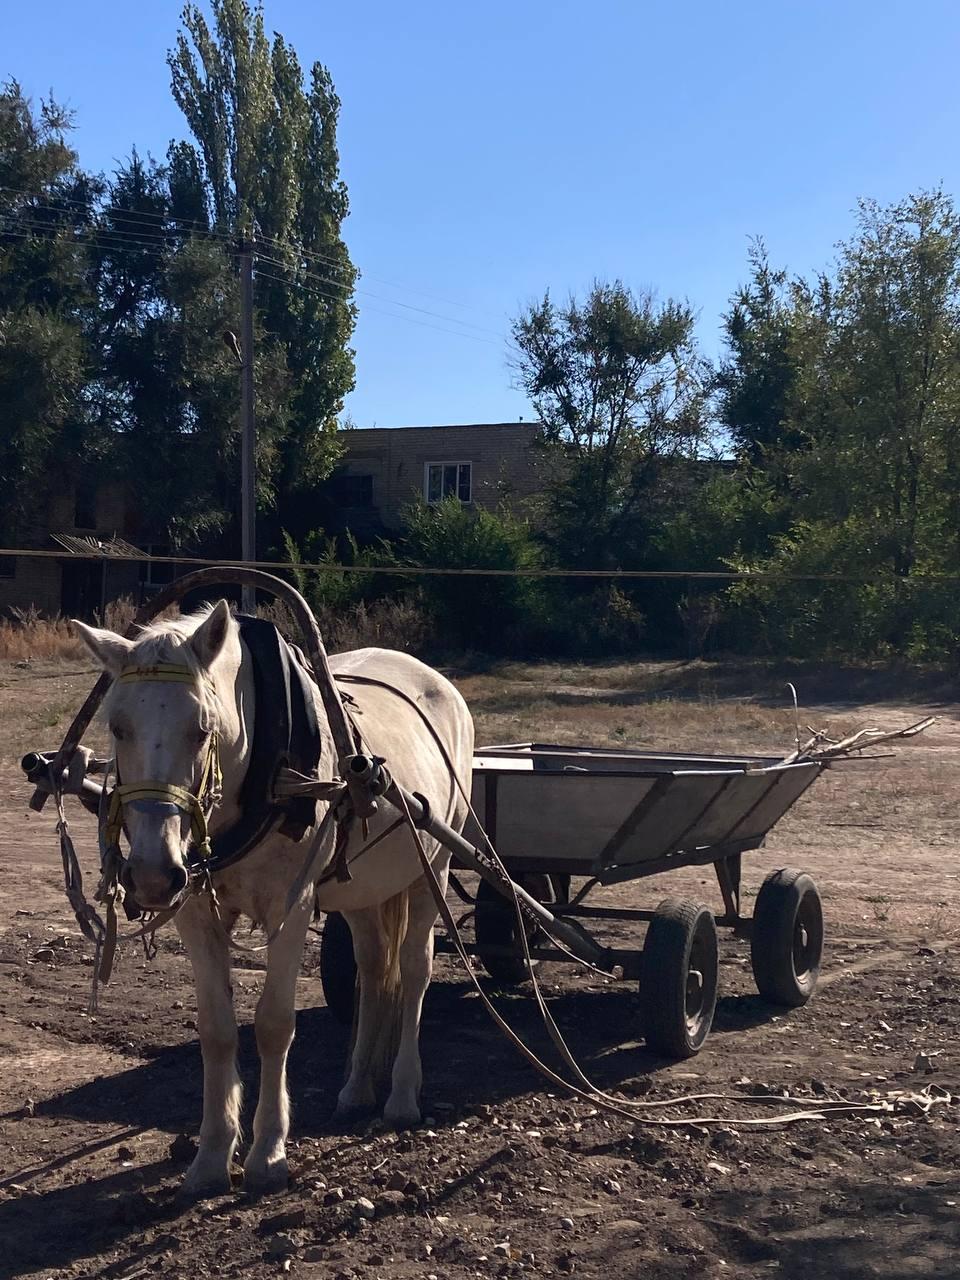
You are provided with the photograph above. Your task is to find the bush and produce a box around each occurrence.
[259,594,434,655]
[402,497,546,652]
[278,528,401,611]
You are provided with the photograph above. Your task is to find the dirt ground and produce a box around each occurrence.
[1,657,960,1280]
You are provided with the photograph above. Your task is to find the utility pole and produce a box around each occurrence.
[239,237,257,614]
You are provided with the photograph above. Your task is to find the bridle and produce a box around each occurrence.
[100,662,223,874]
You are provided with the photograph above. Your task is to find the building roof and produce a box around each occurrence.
[339,420,540,436]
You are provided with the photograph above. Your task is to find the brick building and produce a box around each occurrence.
[1,422,548,615]
[0,477,174,618]
[328,421,545,533]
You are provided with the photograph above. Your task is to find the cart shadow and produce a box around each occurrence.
[712,990,784,1034]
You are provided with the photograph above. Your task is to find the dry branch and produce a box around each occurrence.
[781,716,936,765]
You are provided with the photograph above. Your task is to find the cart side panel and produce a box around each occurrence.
[470,773,659,864]
[597,772,749,867]
[671,772,787,847]
[722,764,821,842]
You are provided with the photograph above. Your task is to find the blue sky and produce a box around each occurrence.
[5,1,960,427]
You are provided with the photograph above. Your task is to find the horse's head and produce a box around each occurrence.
[73,600,244,910]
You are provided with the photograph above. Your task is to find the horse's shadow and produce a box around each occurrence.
[12,979,684,1134]
[0,978,785,1278]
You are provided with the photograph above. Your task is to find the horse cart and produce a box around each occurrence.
[22,567,830,1070]
[320,741,827,1058]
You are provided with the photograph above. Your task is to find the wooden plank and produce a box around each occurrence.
[488,772,659,864]
[723,765,820,841]
[600,772,740,866]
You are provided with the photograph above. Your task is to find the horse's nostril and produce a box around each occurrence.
[124,860,188,906]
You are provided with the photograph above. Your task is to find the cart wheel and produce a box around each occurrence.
[319,911,357,1026]
[641,898,719,1058]
[474,873,557,986]
[750,868,823,1007]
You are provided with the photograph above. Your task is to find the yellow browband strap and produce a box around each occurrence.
[106,663,222,860]
[117,663,201,685]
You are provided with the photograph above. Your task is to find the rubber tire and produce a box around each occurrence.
[319,911,357,1026]
[751,868,823,1007]
[641,898,719,1058]
[474,873,557,986]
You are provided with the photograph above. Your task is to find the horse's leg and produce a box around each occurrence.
[243,898,313,1194]
[335,906,387,1117]
[384,856,450,1127]
[176,897,240,1197]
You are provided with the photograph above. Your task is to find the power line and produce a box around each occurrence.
[0,544,954,583]
[0,183,504,320]
[2,218,174,253]
[255,267,502,346]
[1,217,505,344]
[3,204,510,338]
[257,251,506,339]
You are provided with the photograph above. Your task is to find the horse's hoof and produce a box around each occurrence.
[383,1102,422,1130]
[243,1159,289,1197]
[334,1099,376,1121]
[334,1083,376,1121]
[181,1165,232,1201]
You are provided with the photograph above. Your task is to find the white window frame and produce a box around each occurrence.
[424,460,472,504]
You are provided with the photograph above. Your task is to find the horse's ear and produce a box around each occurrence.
[72,620,134,677]
[190,599,234,668]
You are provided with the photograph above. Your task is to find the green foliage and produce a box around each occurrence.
[0,8,355,558]
[720,191,960,658]
[277,527,398,612]
[512,281,711,568]
[0,82,89,543]
[716,239,804,460]
[170,0,356,509]
[402,497,545,650]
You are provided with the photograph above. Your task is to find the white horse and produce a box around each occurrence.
[74,600,474,1197]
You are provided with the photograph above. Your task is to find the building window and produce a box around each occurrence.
[425,462,472,504]
[332,473,374,507]
[0,555,16,579]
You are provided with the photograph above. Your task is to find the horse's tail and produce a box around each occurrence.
[349,888,410,1094]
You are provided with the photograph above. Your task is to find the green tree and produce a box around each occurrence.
[169,0,357,532]
[511,281,709,567]
[0,82,90,543]
[716,239,804,460]
[733,191,960,655]
[403,497,544,650]
[87,149,292,548]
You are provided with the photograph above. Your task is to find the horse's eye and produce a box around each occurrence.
[110,724,125,742]
[195,726,211,745]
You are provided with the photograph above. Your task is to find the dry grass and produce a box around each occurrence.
[456,668,859,756]
[0,597,144,662]
[0,610,85,661]
[0,642,938,780]
[484,655,960,708]
[279,597,431,655]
